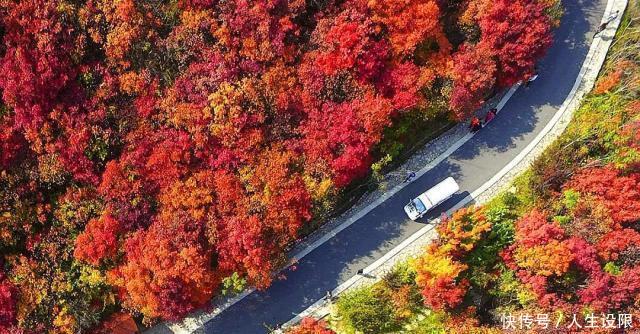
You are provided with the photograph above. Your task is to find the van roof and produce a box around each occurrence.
[418,177,459,210]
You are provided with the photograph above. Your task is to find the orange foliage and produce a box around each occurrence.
[414,207,490,310]
[368,0,441,56]
[513,240,573,276]
[594,69,624,94]
[93,312,138,334]
[108,219,218,322]
[286,318,335,334]
[436,207,492,256]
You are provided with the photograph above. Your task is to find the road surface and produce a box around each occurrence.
[199,0,608,332]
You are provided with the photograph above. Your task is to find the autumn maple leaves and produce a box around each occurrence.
[0,0,558,330]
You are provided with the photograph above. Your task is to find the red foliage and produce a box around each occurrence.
[422,275,470,311]
[0,118,25,169]
[477,0,553,87]
[565,167,640,225]
[0,0,107,184]
[302,100,391,187]
[98,159,156,230]
[449,44,497,119]
[0,0,77,131]
[0,271,18,334]
[513,210,564,247]
[577,271,612,312]
[314,15,374,77]
[109,217,218,321]
[415,207,489,311]
[74,213,123,266]
[93,312,138,334]
[597,229,640,262]
[0,0,558,329]
[609,266,640,309]
[286,318,336,334]
[503,210,613,311]
[367,0,441,57]
[378,61,427,110]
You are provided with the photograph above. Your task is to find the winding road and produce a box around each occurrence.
[157,0,609,332]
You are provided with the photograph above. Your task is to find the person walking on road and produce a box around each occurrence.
[403,171,416,183]
[484,108,497,125]
[325,290,333,301]
[469,117,482,133]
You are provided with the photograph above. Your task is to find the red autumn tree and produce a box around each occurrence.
[565,167,640,225]
[608,266,640,309]
[512,210,565,247]
[92,312,138,334]
[0,271,18,334]
[109,217,218,322]
[477,0,553,87]
[415,250,470,311]
[0,115,25,169]
[212,147,311,288]
[596,229,640,262]
[367,0,441,57]
[502,210,583,308]
[311,7,388,80]
[0,0,76,131]
[74,213,123,266]
[302,100,389,188]
[449,44,497,119]
[286,318,336,334]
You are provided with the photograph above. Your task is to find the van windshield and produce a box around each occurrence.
[412,198,426,213]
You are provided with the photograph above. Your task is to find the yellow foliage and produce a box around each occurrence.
[79,265,107,288]
[303,174,334,201]
[514,240,574,276]
[52,306,78,334]
[415,250,468,286]
[8,256,49,328]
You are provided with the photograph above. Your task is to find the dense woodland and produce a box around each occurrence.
[288,3,640,333]
[0,0,561,332]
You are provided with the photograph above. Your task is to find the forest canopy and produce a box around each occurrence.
[0,0,558,332]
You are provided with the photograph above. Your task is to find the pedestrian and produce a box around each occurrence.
[325,290,333,301]
[403,171,416,183]
[484,108,496,124]
[595,10,619,36]
[469,117,482,133]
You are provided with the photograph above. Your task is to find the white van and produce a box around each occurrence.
[404,177,460,220]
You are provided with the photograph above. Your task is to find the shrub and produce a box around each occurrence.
[334,285,400,334]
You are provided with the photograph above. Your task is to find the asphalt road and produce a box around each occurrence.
[201,1,608,332]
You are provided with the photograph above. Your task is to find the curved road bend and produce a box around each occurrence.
[194,1,608,333]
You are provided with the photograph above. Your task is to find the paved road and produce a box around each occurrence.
[201,1,607,333]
